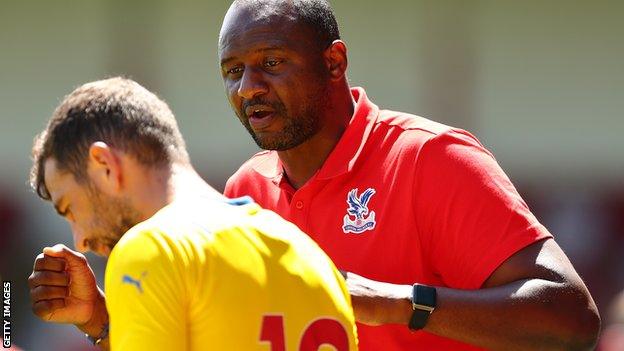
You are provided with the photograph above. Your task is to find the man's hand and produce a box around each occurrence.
[28,244,103,325]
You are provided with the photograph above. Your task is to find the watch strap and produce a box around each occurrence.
[408,284,436,330]
[408,308,432,330]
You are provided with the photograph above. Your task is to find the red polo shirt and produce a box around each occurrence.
[225,88,552,350]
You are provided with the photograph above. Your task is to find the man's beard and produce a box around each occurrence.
[245,108,319,151]
[86,184,143,252]
[240,86,329,151]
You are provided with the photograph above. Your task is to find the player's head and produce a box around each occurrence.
[219,0,348,151]
[30,77,189,256]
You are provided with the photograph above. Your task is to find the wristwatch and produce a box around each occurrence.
[408,284,436,330]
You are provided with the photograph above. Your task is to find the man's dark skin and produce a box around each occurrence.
[218,1,600,350]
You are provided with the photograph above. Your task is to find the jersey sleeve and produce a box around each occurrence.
[413,129,552,289]
[105,228,187,350]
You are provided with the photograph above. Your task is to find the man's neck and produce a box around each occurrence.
[277,86,355,190]
[132,163,222,220]
[278,127,344,189]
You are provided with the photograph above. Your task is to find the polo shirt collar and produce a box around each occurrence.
[251,87,379,181]
[250,150,283,181]
[316,87,378,179]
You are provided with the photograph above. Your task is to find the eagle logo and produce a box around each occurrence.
[342,188,377,234]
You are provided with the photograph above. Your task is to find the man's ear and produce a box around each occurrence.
[87,141,123,194]
[324,40,348,81]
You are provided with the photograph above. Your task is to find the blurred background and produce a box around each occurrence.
[1,0,622,349]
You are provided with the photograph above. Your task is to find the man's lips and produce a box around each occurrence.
[248,112,277,130]
[244,104,277,130]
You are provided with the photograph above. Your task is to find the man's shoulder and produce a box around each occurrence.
[376,109,453,136]
[225,150,278,196]
[233,150,277,176]
[108,200,224,268]
[363,109,460,156]
[110,221,167,263]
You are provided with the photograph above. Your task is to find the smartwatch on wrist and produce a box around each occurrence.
[408,283,436,331]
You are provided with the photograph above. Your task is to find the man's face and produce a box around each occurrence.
[219,5,330,151]
[43,158,141,257]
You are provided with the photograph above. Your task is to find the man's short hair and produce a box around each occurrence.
[234,0,341,50]
[30,77,189,200]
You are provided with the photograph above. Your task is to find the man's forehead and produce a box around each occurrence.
[43,158,73,203]
[219,2,302,50]
[220,29,292,56]
[220,23,322,65]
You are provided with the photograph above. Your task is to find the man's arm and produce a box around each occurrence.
[345,238,600,350]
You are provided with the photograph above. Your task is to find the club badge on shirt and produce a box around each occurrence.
[342,188,377,234]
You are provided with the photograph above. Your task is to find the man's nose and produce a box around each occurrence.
[237,67,268,100]
[70,224,89,253]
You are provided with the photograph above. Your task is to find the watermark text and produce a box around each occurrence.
[3,281,11,348]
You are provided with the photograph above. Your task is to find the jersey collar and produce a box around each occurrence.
[316,87,378,179]
[251,87,379,181]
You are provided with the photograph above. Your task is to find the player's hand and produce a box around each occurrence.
[343,271,413,326]
[28,244,104,326]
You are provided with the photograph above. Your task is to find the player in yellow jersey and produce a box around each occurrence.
[26,77,358,350]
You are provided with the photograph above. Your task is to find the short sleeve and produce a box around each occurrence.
[414,129,552,289]
[105,229,187,350]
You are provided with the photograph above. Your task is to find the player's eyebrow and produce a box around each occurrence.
[220,56,236,67]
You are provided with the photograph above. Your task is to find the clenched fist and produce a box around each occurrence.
[28,244,104,325]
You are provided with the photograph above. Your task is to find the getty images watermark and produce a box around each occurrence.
[2,281,10,348]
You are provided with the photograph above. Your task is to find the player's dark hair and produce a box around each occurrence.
[30,77,189,200]
[234,0,341,50]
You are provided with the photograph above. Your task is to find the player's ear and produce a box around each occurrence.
[87,141,123,194]
[324,40,348,81]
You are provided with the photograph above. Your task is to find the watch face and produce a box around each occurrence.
[414,284,436,308]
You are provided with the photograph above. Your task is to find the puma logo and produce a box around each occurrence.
[121,272,148,293]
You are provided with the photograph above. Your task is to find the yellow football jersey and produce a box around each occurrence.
[105,196,358,350]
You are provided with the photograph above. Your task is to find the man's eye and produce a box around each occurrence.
[57,205,74,222]
[227,66,243,75]
[264,59,282,67]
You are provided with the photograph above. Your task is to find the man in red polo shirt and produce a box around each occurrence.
[219,0,600,349]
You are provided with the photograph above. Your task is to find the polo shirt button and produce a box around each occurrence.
[295,200,304,209]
